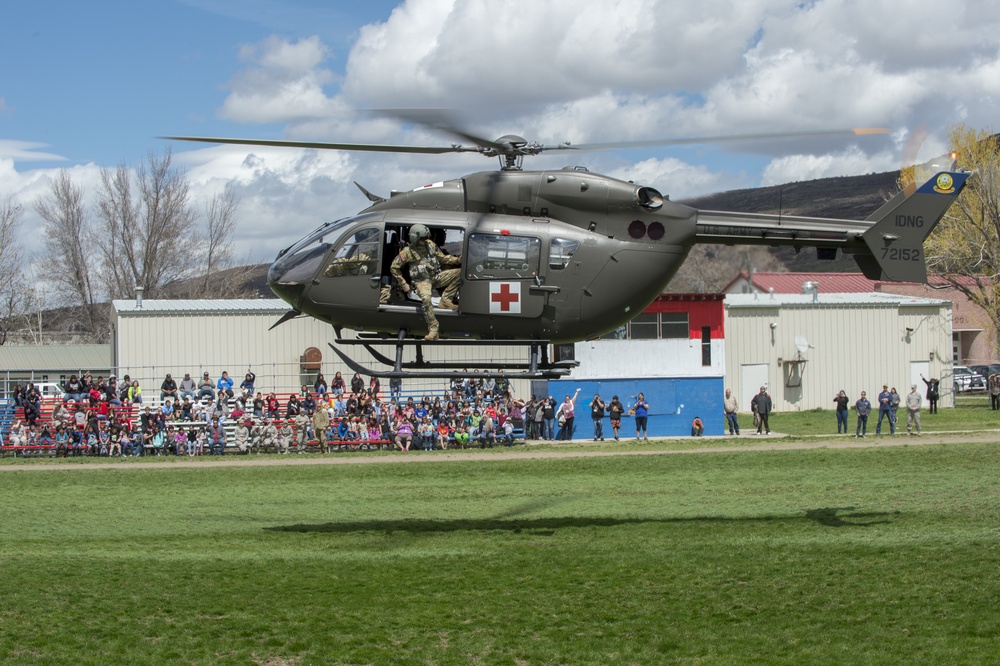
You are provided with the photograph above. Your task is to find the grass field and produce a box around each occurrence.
[2,437,1000,665]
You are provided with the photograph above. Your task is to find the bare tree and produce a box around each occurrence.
[0,197,37,344]
[95,149,199,299]
[35,171,101,336]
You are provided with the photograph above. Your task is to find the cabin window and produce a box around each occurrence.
[548,238,580,270]
[323,227,380,278]
[467,233,541,280]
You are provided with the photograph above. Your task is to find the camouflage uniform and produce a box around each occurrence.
[390,239,461,339]
[294,412,311,453]
[234,424,251,453]
[249,422,265,453]
[312,408,330,452]
[324,251,376,278]
[278,423,294,454]
[263,422,280,454]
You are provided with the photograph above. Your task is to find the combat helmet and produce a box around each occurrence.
[409,224,430,245]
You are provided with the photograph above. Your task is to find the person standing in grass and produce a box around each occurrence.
[608,396,626,441]
[555,388,582,441]
[905,385,922,435]
[724,388,740,436]
[590,394,606,441]
[876,384,895,436]
[631,392,650,440]
[833,390,850,434]
[750,387,771,435]
[920,374,939,414]
[854,391,871,438]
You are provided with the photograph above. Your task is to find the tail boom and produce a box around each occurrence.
[694,171,970,283]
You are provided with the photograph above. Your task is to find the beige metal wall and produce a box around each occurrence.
[112,302,532,398]
[724,300,953,412]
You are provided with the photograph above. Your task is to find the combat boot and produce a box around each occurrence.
[424,325,440,341]
[437,297,458,311]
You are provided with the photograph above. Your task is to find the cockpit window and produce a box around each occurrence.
[323,227,380,278]
[467,233,540,279]
[270,215,377,285]
[548,238,580,270]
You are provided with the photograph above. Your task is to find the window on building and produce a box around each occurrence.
[600,325,628,340]
[629,312,659,339]
[661,312,689,339]
[597,310,696,340]
[701,326,711,366]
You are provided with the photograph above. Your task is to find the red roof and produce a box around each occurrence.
[723,271,981,294]
[723,272,878,293]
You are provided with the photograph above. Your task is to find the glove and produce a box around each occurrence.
[401,283,411,295]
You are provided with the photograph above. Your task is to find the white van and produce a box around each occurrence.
[33,382,66,400]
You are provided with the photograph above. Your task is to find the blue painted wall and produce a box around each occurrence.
[547,377,724,438]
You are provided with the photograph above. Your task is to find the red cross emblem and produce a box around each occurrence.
[489,282,521,314]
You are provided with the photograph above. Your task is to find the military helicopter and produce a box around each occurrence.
[168,115,969,379]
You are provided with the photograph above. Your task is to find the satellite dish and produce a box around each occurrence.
[795,336,813,354]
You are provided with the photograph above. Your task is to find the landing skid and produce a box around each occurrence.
[328,331,577,379]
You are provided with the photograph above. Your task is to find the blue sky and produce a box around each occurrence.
[1,0,399,166]
[3,0,999,270]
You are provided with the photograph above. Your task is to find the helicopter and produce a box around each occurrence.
[168,116,970,379]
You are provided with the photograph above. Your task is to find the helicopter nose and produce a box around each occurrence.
[268,277,305,307]
[267,260,307,307]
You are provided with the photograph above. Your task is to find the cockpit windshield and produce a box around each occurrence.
[269,213,382,286]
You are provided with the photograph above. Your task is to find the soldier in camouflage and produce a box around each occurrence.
[389,223,462,341]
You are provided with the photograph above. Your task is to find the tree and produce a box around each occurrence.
[95,149,199,299]
[194,182,256,298]
[0,197,37,344]
[923,125,1000,348]
[35,171,101,337]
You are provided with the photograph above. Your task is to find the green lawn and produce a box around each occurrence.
[740,396,1000,437]
[2,443,1000,664]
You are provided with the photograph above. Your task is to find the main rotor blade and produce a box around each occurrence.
[543,128,890,152]
[161,135,482,155]
[373,108,508,152]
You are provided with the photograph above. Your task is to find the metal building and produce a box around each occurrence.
[724,292,952,412]
[110,299,532,398]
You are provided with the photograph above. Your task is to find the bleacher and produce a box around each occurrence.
[1,388,524,458]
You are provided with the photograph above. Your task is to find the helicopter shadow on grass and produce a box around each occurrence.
[804,506,898,528]
[266,503,900,537]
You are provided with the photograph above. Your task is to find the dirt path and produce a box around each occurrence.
[0,430,992,472]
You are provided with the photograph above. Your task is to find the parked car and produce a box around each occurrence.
[952,365,986,392]
[969,364,1000,383]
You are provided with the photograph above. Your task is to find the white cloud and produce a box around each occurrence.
[610,157,752,199]
[219,36,343,123]
[760,146,898,186]
[0,141,67,163]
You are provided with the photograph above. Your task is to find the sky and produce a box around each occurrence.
[2,0,999,274]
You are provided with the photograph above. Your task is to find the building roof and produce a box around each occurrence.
[722,271,880,293]
[723,271,981,294]
[0,344,111,371]
[725,292,950,308]
[112,299,290,315]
